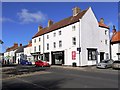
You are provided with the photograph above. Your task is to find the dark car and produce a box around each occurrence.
[96,59,114,69]
[35,60,50,67]
[20,59,32,65]
[112,60,120,69]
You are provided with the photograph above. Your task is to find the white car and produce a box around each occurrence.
[96,59,114,69]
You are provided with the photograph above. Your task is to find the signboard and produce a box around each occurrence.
[72,51,76,60]
[77,47,81,52]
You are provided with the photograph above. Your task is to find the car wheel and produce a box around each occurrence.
[105,65,107,68]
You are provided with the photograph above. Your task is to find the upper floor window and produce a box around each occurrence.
[39,45,41,51]
[53,42,56,48]
[47,35,49,39]
[105,40,107,45]
[47,43,49,50]
[34,46,36,52]
[53,32,56,37]
[105,30,107,35]
[34,39,36,43]
[59,40,62,47]
[59,31,62,35]
[72,25,76,31]
[72,37,76,45]
[39,38,41,42]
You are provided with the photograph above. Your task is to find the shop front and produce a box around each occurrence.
[51,51,64,65]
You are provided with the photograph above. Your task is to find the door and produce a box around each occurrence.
[100,52,104,61]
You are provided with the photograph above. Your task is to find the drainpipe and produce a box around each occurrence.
[43,35,45,61]
[79,20,81,66]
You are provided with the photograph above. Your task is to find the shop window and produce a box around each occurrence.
[88,49,97,60]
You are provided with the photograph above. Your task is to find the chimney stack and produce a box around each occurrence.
[14,43,18,48]
[48,20,53,27]
[112,25,116,35]
[72,7,80,16]
[38,26,43,32]
[20,44,22,47]
[100,18,104,24]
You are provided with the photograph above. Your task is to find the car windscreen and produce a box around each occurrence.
[101,60,109,63]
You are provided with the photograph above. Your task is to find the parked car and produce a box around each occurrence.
[35,60,50,67]
[96,59,114,69]
[20,59,32,65]
[112,60,120,69]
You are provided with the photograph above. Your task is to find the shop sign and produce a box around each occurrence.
[72,51,76,60]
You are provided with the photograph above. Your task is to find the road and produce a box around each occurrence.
[1,66,119,90]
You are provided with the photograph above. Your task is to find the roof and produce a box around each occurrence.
[32,9,88,38]
[15,45,28,53]
[111,31,120,44]
[6,46,18,52]
[98,22,109,29]
[27,43,32,47]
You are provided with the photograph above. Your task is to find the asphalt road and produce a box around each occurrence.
[1,66,119,90]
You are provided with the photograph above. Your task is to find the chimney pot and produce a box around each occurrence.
[48,20,53,27]
[20,44,22,47]
[38,26,43,32]
[112,25,116,34]
[72,7,80,16]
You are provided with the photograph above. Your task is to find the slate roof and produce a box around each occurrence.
[15,45,28,53]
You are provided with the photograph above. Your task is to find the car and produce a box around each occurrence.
[20,59,32,65]
[96,59,114,69]
[112,60,120,69]
[35,60,50,67]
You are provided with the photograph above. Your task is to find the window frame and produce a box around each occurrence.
[87,48,97,60]
[59,31,62,35]
[53,42,56,48]
[47,43,49,50]
[72,37,76,45]
[59,40,62,47]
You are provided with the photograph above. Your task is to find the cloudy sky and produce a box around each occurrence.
[1,2,118,52]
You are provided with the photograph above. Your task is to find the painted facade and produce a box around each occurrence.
[31,7,110,66]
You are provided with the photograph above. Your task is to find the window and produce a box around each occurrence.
[39,38,41,42]
[59,40,62,47]
[47,35,49,39]
[34,39,36,43]
[53,32,56,37]
[105,30,107,35]
[53,42,56,48]
[88,49,97,60]
[59,31,61,35]
[72,25,76,31]
[39,45,41,51]
[105,40,107,44]
[72,37,76,45]
[34,46,36,52]
[47,43,49,50]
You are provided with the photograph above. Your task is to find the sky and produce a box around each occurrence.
[1,2,118,52]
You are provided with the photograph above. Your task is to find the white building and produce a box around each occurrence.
[31,7,110,66]
[15,45,27,64]
[24,42,34,64]
[4,43,19,64]
[111,26,120,60]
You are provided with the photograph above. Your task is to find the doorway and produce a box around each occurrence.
[100,52,104,61]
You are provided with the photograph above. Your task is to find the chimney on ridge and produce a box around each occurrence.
[100,18,104,24]
[112,25,116,35]
[38,26,43,32]
[72,7,80,16]
[48,20,53,27]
